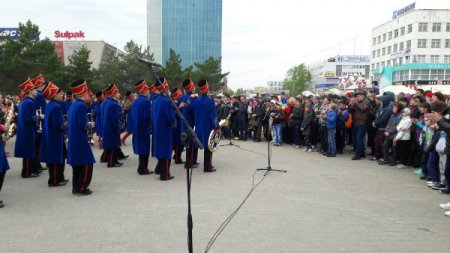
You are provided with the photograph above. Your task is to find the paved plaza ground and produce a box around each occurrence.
[0,139,449,253]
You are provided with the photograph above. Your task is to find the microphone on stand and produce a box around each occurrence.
[138,58,163,68]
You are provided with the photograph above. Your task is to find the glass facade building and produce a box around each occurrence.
[147,0,222,68]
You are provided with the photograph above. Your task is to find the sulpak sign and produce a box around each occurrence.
[54,30,85,40]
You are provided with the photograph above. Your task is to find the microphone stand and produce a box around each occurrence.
[144,62,203,253]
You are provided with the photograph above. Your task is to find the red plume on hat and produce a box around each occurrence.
[71,79,89,97]
[182,79,195,92]
[19,78,35,93]
[198,79,209,93]
[30,74,45,88]
[155,78,169,92]
[135,80,149,93]
[42,81,60,100]
[104,84,119,97]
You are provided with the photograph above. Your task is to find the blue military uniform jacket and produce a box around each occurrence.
[131,95,152,155]
[0,124,10,172]
[179,92,195,134]
[67,99,95,166]
[34,90,47,114]
[14,97,36,159]
[94,101,103,136]
[101,98,121,149]
[40,100,65,164]
[153,95,176,159]
[63,100,73,115]
[192,94,217,148]
[172,100,183,145]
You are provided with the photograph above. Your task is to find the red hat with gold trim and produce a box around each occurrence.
[71,79,89,97]
[171,88,182,100]
[42,81,60,100]
[148,83,156,92]
[182,79,195,92]
[88,90,94,98]
[18,91,26,100]
[155,77,169,92]
[30,74,45,88]
[103,84,119,97]
[197,79,210,93]
[19,78,35,93]
[135,80,149,93]
[95,91,104,101]
[125,90,134,100]
[65,91,73,100]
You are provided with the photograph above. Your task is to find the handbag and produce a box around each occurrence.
[436,132,446,153]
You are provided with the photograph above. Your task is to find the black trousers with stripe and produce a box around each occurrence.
[47,163,65,185]
[173,144,184,164]
[105,149,119,167]
[0,171,5,191]
[137,155,150,175]
[184,145,198,169]
[204,149,213,172]
[22,158,39,177]
[72,164,93,193]
[156,159,171,180]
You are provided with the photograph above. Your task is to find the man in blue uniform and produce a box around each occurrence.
[0,120,10,207]
[153,78,176,180]
[121,91,134,145]
[67,79,96,195]
[64,91,74,115]
[131,80,153,175]
[102,84,122,168]
[192,80,218,172]
[171,88,184,164]
[30,74,47,171]
[94,91,104,149]
[15,78,40,178]
[40,82,68,187]
[180,79,199,169]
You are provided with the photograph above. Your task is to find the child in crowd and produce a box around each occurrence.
[336,101,349,154]
[325,103,338,157]
[393,108,412,168]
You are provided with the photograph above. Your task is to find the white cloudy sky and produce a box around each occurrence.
[1,0,448,89]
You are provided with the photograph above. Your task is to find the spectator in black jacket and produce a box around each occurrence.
[301,104,314,152]
[290,99,303,148]
[253,97,265,142]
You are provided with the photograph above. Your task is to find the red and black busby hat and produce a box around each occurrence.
[182,79,195,92]
[30,74,45,88]
[42,81,61,100]
[18,91,26,100]
[197,79,209,93]
[155,77,169,92]
[135,80,149,93]
[71,79,89,97]
[103,84,119,97]
[148,83,156,92]
[171,88,182,100]
[95,91,104,101]
[65,91,73,100]
[88,90,94,98]
[125,90,134,100]
[19,78,35,93]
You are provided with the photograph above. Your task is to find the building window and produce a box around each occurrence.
[432,23,441,32]
[371,64,375,70]
[388,31,393,40]
[393,44,398,52]
[372,38,376,46]
[387,60,391,66]
[431,39,441,48]
[377,49,380,57]
[430,55,440,63]
[418,39,427,48]
[387,46,392,54]
[399,58,403,65]
[418,22,428,32]
[446,39,450,48]
[408,24,413,33]
[414,55,426,63]
[394,29,399,38]
[447,23,450,32]
[381,61,385,67]
[405,56,410,64]
[400,27,405,36]
[372,51,376,58]
[406,40,411,49]
[383,33,386,42]
[393,59,397,66]
[444,55,450,64]
[399,42,404,51]
[377,36,381,44]
[382,47,386,56]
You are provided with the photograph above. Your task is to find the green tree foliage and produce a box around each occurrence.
[0,20,63,93]
[191,57,229,92]
[283,64,312,96]
[164,49,193,89]
[66,45,93,86]
[94,40,154,92]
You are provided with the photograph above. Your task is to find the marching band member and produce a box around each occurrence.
[149,83,159,157]
[153,78,176,180]
[180,79,199,169]
[67,79,95,195]
[0,120,10,208]
[14,78,40,178]
[40,82,68,187]
[63,91,74,115]
[30,74,47,171]
[171,88,184,164]
[102,84,122,168]
[192,80,218,172]
[131,80,153,175]
[121,91,134,145]
[94,91,104,149]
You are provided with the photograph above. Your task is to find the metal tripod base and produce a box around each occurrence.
[220,139,240,147]
[257,166,287,176]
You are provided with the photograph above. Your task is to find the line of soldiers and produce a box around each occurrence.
[5,74,218,202]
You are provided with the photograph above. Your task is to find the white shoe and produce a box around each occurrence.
[445,211,450,217]
[440,202,450,210]
[396,164,406,169]
[302,147,308,152]
[307,149,312,153]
